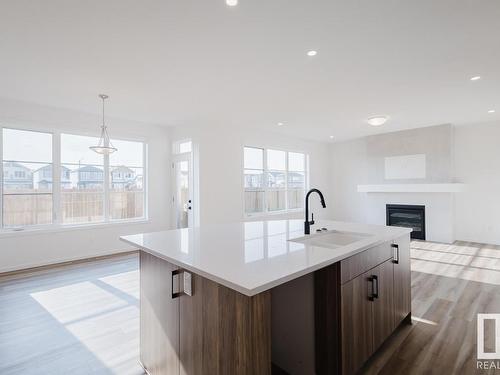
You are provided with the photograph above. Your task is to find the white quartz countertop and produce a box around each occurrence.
[120,220,411,296]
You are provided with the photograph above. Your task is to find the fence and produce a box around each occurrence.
[244,188,304,213]
[3,191,144,227]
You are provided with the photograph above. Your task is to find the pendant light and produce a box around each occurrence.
[90,94,117,154]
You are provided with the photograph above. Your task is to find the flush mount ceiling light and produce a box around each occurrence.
[329,135,334,139]
[488,109,496,113]
[226,0,238,6]
[367,116,389,126]
[90,94,117,155]
[470,76,481,81]
[277,122,284,126]
[307,50,317,56]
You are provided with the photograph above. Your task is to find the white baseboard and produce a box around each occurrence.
[0,247,137,274]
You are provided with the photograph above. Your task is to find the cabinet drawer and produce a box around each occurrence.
[340,242,393,284]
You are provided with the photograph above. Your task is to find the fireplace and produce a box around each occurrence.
[386,204,426,240]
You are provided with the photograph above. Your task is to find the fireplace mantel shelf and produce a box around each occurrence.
[357,183,466,193]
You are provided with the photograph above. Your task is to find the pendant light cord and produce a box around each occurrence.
[102,95,106,129]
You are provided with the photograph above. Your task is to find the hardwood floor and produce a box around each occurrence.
[362,240,500,375]
[1,240,499,374]
[0,253,143,375]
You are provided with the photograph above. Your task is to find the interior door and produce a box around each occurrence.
[173,154,193,229]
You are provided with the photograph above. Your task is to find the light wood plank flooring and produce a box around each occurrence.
[1,241,499,374]
[363,240,500,374]
[0,254,143,375]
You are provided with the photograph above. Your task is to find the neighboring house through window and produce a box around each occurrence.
[1,128,53,227]
[0,127,147,229]
[244,146,307,215]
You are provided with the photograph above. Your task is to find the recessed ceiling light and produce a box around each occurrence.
[277,122,284,126]
[307,50,317,56]
[470,76,481,81]
[367,116,388,126]
[488,109,496,113]
[329,135,334,139]
[226,0,238,6]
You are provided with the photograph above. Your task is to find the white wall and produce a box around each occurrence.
[454,121,500,245]
[0,98,171,272]
[170,124,333,226]
[330,122,500,245]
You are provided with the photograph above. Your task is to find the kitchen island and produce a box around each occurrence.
[121,219,412,375]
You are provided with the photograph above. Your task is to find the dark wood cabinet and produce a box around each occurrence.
[179,272,271,375]
[316,235,411,375]
[340,271,374,375]
[393,235,412,326]
[340,242,392,284]
[372,260,395,350]
[340,259,395,374]
[140,232,412,375]
[140,252,272,375]
[140,251,180,375]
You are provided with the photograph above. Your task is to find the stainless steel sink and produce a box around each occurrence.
[289,230,372,249]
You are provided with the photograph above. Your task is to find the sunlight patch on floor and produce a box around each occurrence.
[98,270,140,300]
[29,278,140,375]
[410,241,500,286]
[30,281,128,324]
[411,316,438,326]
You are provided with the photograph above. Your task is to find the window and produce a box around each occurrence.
[174,140,192,155]
[109,139,144,220]
[2,128,53,227]
[244,147,264,213]
[179,141,192,154]
[61,134,104,224]
[287,152,306,209]
[243,147,307,215]
[0,126,147,230]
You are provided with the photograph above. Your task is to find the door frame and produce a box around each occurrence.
[172,152,194,228]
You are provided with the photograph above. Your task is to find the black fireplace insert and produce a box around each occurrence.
[386,204,426,240]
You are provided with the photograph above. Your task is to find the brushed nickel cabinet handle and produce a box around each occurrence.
[372,275,379,299]
[391,243,399,264]
[172,270,193,298]
[368,275,378,301]
[172,270,181,299]
[183,271,193,296]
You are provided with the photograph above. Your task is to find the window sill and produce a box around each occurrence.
[0,218,151,238]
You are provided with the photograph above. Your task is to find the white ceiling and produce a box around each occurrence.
[1,0,499,142]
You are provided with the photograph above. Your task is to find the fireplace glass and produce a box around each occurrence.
[386,204,425,240]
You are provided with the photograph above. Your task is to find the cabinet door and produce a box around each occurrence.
[179,272,217,375]
[372,260,395,350]
[140,251,180,375]
[180,272,272,375]
[341,271,373,375]
[393,234,411,326]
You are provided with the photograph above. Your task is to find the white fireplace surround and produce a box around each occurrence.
[357,183,465,193]
[330,123,500,246]
[360,192,455,244]
[358,183,462,243]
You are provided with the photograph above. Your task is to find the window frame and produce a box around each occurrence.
[243,146,309,217]
[108,138,147,222]
[0,125,148,233]
[1,127,54,228]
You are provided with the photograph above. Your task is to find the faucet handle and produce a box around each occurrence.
[310,213,315,225]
